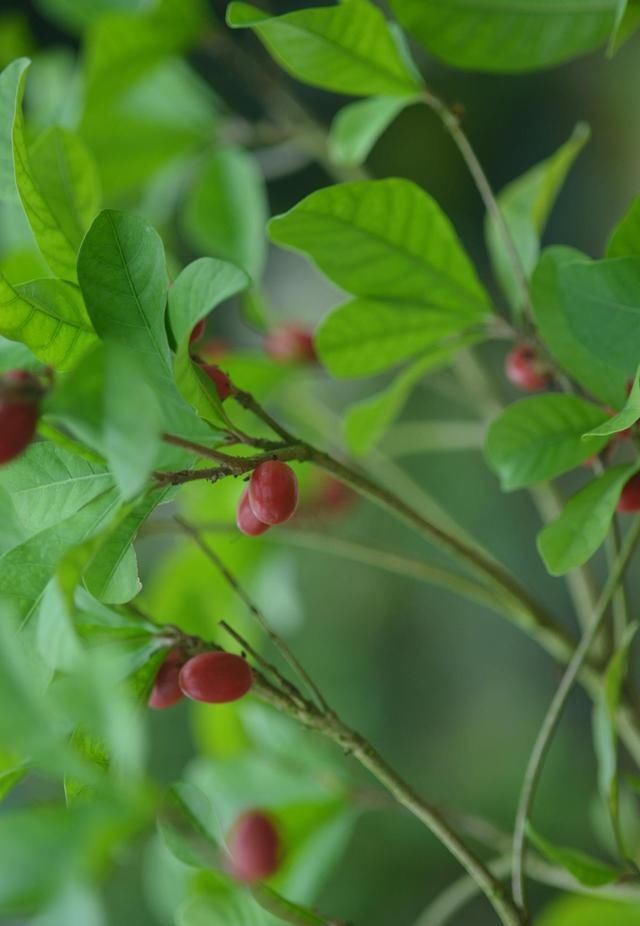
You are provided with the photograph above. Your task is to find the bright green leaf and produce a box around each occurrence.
[329,96,418,167]
[168,257,249,349]
[585,366,640,437]
[485,395,610,491]
[389,0,618,72]
[607,197,640,258]
[537,464,638,576]
[527,824,621,887]
[486,123,589,313]
[227,0,422,97]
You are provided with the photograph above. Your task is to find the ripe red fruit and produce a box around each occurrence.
[226,811,281,883]
[504,344,551,392]
[179,651,253,704]
[0,370,41,465]
[248,461,298,525]
[237,489,270,537]
[264,324,316,364]
[617,474,640,513]
[148,648,185,710]
[189,317,207,346]
[201,364,231,401]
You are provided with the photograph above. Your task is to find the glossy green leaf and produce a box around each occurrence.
[585,366,640,437]
[538,894,640,926]
[485,395,609,491]
[532,247,627,407]
[227,0,421,97]
[527,824,621,887]
[345,339,480,455]
[28,127,101,256]
[537,464,638,576]
[560,256,640,375]
[486,123,589,312]
[593,623,638,858]
[316,298,480,378]
[270,179,492,323]
[329,96,418,167]
[182,148,268,283]
[607,197,640,258]
[389,0,618,72]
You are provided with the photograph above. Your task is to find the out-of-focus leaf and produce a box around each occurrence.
[329,96,418,167]
[607,197,640,258]
[585,366,640,438]
[527,824,621,887]
[227,0,421,97]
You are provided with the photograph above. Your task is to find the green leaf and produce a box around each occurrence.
[103,343,162,500]
[593,623,638,859]
[0,442,112,538]
[35,0,148,33]
[345,339,480,455]
[537,464,638,576]
[226,0,422,97]
[607,197,640,258]
[0,58,28,201]
[485,395,610,491]
[315,298,480,378]
[269,179,492,323]
[0,275,97,373]
[182,148,268,283]
[252,884,331,926]
[585,366,640,438]
[538,896,640,926]
[608,0,630,52]
[527,824,621,887]
[168,257,249,349]
[486,123,589,313]
[560,256,640,375]
[329,96,418,168]
[28,127,101,256]
[389,0,618,72]
[532,247,627,407]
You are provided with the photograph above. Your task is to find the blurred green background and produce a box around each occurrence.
[2,2,640,924]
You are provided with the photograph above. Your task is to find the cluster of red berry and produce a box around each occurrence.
[237,461,299,536]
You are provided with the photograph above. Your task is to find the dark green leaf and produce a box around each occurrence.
[485,395,609,491]
[389,0,618,72]
[537,464,638,575]
[227,0,422,97]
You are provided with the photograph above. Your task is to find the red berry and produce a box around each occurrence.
[148,648,185,710]
[189,318,207,346]
[504,345,551,392]
[201,364,231,401]
[617,474,640,513]
[179,651,252,704]
[237,488,270,537]
[248,461,298,525]
[264,324,316,364]
[0,370,41,465]
[226,811,281,883]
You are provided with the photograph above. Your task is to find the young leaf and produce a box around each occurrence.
[345,339,481,456]
[559,257,640,375]
[526,824,621,887]
[606,197,640,258]
[226,0,422,97]
[182,148,268,283]
[485,395,610,491]
[593,624,638,859]
[329,96,419,167]
[537,464,638,576]
[168,257,249,350]
[486,123,589,313]
[315,298,480,378]
[532,248,627,407]
[584,366,640,438]
[389,0,618,73]
[270,179,493,323]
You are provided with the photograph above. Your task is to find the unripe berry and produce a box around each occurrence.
[248,461,298,525]
[264,324,316,364]
[148,648,185,710]
[237,489,270,537]
[0,370,41,465]
[617,474,640,513]
[504,344,551,392]
[201,364,231,401]
[226,811,281,883]
[179,651,252,703]
[189,317,207,346]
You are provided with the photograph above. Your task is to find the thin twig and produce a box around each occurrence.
[512,518,640,914]
[174,515,332,715]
